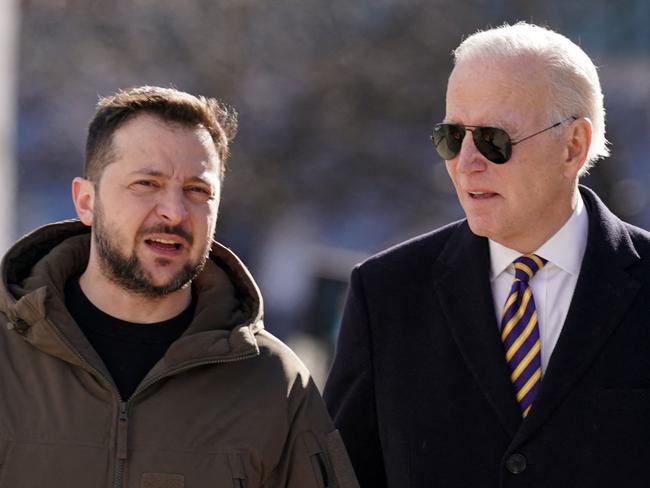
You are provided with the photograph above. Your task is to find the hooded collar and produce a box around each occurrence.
[0,220,264,379]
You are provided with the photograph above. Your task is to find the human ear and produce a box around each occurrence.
[563,117,592,179]
[71,177,96,226]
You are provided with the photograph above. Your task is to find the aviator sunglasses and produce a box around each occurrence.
[431,116,577,164]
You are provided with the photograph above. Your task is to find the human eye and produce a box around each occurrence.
[190,185,209,193]
[187,185,210,194]
[185,185,213,201]
[130,179,160,191]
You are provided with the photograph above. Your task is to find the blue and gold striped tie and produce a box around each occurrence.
[500,254,547,418]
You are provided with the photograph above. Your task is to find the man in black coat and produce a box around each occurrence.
[324,22,650,487]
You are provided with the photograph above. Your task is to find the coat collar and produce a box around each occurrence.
[512,185,641,443]
[432,220,523,436]
[0,220,264,382]
[432,186,642,439]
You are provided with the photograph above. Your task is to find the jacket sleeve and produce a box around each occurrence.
[264,361,360,487]
[323,266,388,488]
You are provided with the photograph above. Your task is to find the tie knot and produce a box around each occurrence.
[513,254,547,282]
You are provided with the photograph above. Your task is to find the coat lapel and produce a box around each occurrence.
[433,222,522,437]
[513,186,642,443]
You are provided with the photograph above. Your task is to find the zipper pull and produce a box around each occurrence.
[117,402,129,460]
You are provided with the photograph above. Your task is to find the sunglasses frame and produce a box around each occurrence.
[431,116,578,164]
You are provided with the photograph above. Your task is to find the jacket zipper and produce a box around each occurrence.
[113,353,258,488]
[43,317,258,488]
[114,402,128,488]
[41,318,127,488]
[111,354,257,488]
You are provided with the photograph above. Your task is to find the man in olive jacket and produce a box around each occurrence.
[0,86,357,488]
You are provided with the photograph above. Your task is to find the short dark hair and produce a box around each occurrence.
[85,86,238,183]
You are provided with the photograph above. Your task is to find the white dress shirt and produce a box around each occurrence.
[489,194,589,374]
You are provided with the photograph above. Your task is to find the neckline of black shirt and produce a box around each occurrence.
[64,275,196,399]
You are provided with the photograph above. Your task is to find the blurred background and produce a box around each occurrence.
[2,0,649,387]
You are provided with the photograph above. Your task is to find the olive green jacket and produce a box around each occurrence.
[0,220,358,488]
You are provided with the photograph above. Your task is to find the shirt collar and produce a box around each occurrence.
[489,193,588,280]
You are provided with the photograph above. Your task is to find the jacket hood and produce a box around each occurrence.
[0,220,265,379]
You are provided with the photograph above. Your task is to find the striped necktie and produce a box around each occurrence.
[500,254,547,418]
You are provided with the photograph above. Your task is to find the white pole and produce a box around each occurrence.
[0,0,18,254]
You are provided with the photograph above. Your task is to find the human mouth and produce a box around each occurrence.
[468,191,498,199]
[144,236,186,255]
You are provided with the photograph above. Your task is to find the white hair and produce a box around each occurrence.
[453,22,608,173]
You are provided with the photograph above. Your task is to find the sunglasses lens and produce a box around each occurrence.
[432,124,464,160]
[473,127,511,164]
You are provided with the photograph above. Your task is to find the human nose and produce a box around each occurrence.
[156,188,189,224]
[455,130,488,174]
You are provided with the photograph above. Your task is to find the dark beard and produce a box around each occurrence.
[93,201,209,299]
